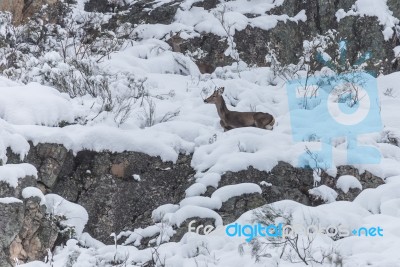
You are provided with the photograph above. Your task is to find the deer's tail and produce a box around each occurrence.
[265,117,275,130]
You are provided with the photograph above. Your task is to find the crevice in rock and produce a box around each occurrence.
[314,0,323,34]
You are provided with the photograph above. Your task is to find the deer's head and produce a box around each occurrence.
[204,87,225,104]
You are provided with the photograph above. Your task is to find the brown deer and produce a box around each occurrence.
[204,87,275,131]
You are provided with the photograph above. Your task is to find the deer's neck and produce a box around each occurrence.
[216,98,229,119]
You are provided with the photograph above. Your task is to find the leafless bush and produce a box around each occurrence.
[383,87,396,97]
[143,98,157,127]
[208,134,217,144]
[267,30,372,110]
[214,4,242,77]
[243,205,341,266]
[380,130,400,147]
[192,242,219,267]
[0,2,139,126]
[142,97,180,127]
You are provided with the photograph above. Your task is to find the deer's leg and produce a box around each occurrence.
[220,120,233,131]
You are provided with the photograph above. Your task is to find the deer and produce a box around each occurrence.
[203,87,275,131]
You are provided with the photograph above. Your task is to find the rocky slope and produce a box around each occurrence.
[0,0,399,266]
[99,0,400,75]
[3,143,383,247]
[5,0,398,73]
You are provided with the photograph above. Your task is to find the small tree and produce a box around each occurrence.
[241,205,341,266]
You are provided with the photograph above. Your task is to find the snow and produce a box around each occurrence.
[0,82,75,126]
[7,1,400,266]
[45,194,89,237]
[195,172,221,188]
[185,183,207,197]
[75,0,89,11]
[336,175,363,193]
[22,187,46,205]
[105,41,201,75]
[380,199,400,217]
[24,197,400,267]
[211,183,262,202]
[174,0,305,36]
[213,0,283,15]
[0,120,31,163]
[163,205,223,227]
[152,204,180,222]
[180,196,222,210]
[132,174,141,181]
[260,181,272,187]
[1,64,397,182]
[191,128,299,175]
[336,0,399,40]
[10,49,400,267]
[119,223,175,246]
[79,232,106,249]
[0,164,37,188]
[15,124,194,162]
[309,185,338,203]
[18,262,48,267]
[0,197,23,204]
[354,181,400,214]
[395,46,400,57]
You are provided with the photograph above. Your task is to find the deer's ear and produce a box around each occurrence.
[217,87,224,95]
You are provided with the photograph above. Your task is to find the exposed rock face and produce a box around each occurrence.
[7,143,384,245]
[218,193,266,224]
[0,193,58,266]
[0,0,59,24]
[9,197,58,264]
[23,143,71,189]
[8,145,195,243]
[0,157,60,265]
[235,0,399,74]
[85,0,132,13]
[0,174,37,199]
[5,0,398,71]
[325,165,384,202]
[168,33,235,74]
[102,0,400,74]
[0,200,24,267]
[212,162,384,207]
[55,151,193,243]
[0,0,24,23]
[0,0,63,25]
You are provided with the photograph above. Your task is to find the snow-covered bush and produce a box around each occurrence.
[267,30,373,110]
[247,204,341,265]
[0,2,140,126]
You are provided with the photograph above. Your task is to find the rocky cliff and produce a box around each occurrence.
[4,143,383,247]
[96,0,400,75]
[0,0,399,265]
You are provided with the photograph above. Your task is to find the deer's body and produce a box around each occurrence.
[204,87,275,131]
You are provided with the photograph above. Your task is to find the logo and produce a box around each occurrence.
[188,220,215,235]
[286,41,382,168]
[225,223,383,242]
[187,221,384,242]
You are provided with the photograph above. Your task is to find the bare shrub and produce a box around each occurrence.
[242,205,342,266]
[142,97,180,127]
